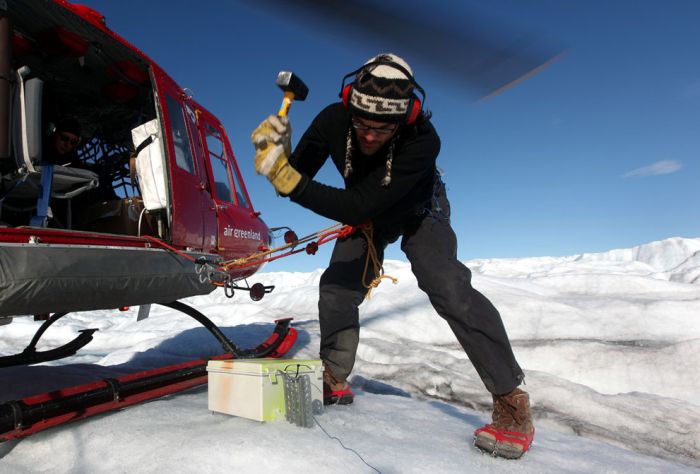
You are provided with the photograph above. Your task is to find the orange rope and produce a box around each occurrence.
[142,235,200,263]
[140,224,368,285]
[360,223,398,299]
[220,223,357,270]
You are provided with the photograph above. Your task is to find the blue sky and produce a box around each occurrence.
[80,0,699,272]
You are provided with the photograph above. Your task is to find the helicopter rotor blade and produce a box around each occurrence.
[235,0,565,99]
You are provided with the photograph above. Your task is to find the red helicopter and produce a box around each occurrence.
[0,0,322,440]
[0,0,560,442]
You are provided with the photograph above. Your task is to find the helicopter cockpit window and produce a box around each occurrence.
[205,125,234,204]
[165,95,196,175]
[204,125,249,209]
[230,165,250,209]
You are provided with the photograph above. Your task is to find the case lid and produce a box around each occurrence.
[207,359,322,376]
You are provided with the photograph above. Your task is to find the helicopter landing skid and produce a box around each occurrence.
[0,301,296,368]
[0,312,98,368]
[0,309,298,442]
[159,300,296,358]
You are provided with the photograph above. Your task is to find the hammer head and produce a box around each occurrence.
[276,71,309,101]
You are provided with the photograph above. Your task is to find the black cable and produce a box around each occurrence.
[313,415,382,474]
[306,379,381,473]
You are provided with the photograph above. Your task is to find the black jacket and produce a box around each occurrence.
[289,103,440,228]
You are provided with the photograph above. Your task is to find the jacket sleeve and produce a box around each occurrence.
[288,105,338,179]
[290,127,440,225]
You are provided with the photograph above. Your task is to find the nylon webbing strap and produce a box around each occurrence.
[17,69,35,173]
[129,135,154,195]
[134,135,154,156]
[129,156,136,195]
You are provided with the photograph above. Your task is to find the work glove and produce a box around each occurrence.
[251,115,301,196]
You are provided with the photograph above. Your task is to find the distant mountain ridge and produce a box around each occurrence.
[578,236,700,273]
[465,236,700,283]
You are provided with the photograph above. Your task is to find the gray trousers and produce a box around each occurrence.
[318,179,524,395]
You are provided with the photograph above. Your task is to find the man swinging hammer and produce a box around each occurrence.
[252,53,534,459]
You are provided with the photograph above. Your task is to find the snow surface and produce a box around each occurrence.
[1,236,699,473]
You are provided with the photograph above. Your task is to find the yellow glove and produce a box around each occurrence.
[251,115,301,195]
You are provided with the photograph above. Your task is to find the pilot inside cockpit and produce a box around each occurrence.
[44,116,83,168]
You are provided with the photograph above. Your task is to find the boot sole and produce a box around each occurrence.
[474,434,525,459]
[324,393,354,405]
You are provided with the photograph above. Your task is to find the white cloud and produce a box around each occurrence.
[623,160,682,178]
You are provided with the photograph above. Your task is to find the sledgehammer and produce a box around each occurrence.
[276,71,308,117]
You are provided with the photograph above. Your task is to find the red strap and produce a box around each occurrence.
[474,424,534,452]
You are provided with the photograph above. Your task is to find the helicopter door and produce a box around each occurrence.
[183,102,218,252]
[161,92,214,250]
[198,114,262,260]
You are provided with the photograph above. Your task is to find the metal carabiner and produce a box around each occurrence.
[224,278,235,298]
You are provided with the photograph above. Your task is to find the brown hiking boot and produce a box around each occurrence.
[474,388,535,459]
[322,366,354,405]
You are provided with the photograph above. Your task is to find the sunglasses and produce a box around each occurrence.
[58,133,80,146]
[351,119,397,136]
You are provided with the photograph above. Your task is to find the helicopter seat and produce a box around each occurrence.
[2,67,99,228]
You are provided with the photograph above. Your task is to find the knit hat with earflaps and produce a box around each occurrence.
[347,53,415,123]
[344,53,414,186]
